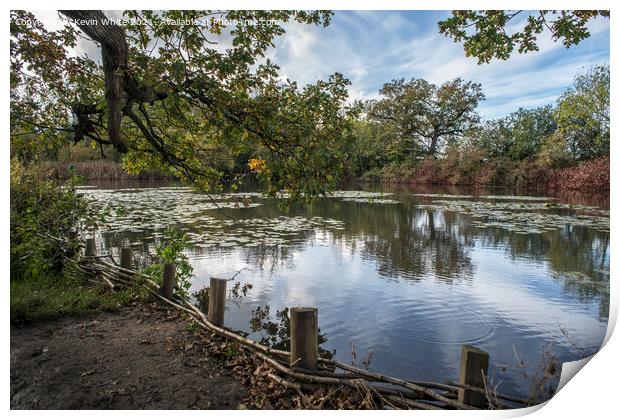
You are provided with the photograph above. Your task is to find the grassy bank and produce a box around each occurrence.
[10,270,136,325]
[10,160,140,325]
[373,156,609,194]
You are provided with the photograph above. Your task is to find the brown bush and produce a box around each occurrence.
[504,160,553,191]
[376,152,609,195]
[414,157,450,184]
[549,156,609,194]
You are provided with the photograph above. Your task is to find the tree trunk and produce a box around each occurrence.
[428,132,439,156]
[59,10,129,153]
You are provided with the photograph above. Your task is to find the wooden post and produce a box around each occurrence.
[290,307,318,370]
[120,247,132,270]
[208,277,227,327]
[458,345,490,408]
[85,238,96,257]
[160,263,177,299]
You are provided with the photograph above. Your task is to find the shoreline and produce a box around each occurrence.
[359,156,610,195]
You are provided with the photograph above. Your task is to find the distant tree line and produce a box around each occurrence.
[344,65,609,185]
[10,10,609,192]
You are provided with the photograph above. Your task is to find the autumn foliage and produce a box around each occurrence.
[548,156,609,194]
[380,155,609,194]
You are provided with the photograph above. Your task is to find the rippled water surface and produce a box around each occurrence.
[79,181,609,398]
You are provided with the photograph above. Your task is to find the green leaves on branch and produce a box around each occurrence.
[11,11,104,152]
[11,9,352,199]
[439,10,609,64]
[555,65,610,160]
[143,226,194,299]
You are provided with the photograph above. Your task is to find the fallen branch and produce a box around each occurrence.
[65,243,530,410]
[324,360,475,410]
[445,380,528,405]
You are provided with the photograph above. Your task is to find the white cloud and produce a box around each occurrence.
[281,24,319,58]
[25,10,610,120]
[305,11,609,119]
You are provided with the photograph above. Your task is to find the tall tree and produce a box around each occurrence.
[10,10,356,197]
[367,77,484,157]
[555,65,610,160]
[438,10,609,64]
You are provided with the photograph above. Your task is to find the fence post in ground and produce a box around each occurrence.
[120,247,132,270]
[290,307,318,370]
[160,263,177,299]
[85,238,96,257]
[458,344,490,408]
[208,277,227,326]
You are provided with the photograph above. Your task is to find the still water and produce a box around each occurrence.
[79,181,609,398]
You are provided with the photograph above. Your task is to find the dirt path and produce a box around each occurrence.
[10,303,248,409]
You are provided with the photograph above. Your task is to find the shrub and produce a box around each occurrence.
[380,162,418,184]
[503,160,553,191]
[372,151,608,194]
[10,159,124,324]
[473,157,512,186]
[142,226,194,299]
[440,147,486,185]
[10,159,89,282]
[537,132,576,169]
[549,156,609,193]
[412,157,449,184]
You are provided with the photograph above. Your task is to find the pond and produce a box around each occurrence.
[78,181,609,399]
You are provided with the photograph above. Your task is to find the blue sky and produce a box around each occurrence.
[34,10,610,120]
[267,11,610,119]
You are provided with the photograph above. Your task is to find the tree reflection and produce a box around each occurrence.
[249,305,335,359]
[233,190,608,316]
[97,185,609,320]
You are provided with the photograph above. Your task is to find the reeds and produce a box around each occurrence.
[44,161,174,181]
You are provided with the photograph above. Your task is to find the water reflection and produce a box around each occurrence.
[79,182,609,399]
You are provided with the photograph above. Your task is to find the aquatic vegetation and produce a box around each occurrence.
[78,187,346,248]
[417,199,609,234]
[339,198,400,204]
[479,195,556,201]
[271,190,398,204]
[328,191,394,198]
[79,186,609,244]
[413,193,474,199]
[413,193,555,201]
[330,191,400,204]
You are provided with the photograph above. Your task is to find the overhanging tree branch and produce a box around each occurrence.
[60,10,129,153]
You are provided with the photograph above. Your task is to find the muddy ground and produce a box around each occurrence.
[10,303,249,409]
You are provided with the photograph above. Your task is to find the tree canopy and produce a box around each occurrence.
[10,10,357,197]
[10,11,609,190]
[367,78,484,158]
[438,10,609,63]
[476,106,557,161]
[555,65,610,160]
